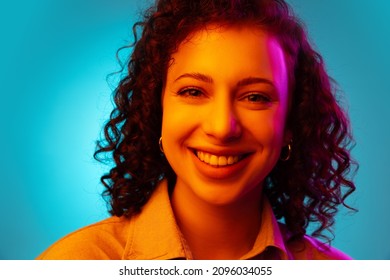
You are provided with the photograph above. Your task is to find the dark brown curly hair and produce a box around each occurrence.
[95,0,357,242]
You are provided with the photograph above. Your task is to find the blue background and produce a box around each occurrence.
[0,0,389,259]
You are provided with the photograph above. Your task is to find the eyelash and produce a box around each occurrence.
[177,87,204,98]
[242,93,272,103]
[177,88,272,104]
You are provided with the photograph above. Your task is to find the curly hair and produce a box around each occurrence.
[94,0,357,242]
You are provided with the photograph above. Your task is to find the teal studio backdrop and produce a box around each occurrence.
[0,0,389,259]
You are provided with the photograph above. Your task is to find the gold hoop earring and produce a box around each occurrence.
[159,137,164,153]
[280,141,292,161]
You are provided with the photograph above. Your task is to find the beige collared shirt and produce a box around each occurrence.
[37,180,351,260]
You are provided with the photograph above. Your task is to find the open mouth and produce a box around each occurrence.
[193,150,248,167]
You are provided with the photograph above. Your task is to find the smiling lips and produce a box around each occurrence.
[196,150,245,167]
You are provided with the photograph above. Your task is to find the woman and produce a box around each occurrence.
[38,0,356,260]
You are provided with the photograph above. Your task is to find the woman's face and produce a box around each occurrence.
[162,25,290,206]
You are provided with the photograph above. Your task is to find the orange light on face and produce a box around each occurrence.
[162,25,290,208]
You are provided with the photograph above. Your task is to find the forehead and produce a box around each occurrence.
[176,24,271,55]
[167,24,288,95]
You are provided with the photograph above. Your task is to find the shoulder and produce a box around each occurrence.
[37,216,132,260]
[286,234,352,260]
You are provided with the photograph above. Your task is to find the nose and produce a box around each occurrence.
[202,95,242,142]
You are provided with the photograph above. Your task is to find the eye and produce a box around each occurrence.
[177,87,204,98]
[243,93,271,103]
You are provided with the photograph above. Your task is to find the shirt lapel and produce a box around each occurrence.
[123,180,190,260]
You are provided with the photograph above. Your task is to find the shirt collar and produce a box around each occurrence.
[124,180,288,260]
[240,197,289,260]
[124,180,191,259]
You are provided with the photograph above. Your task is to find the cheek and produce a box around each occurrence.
[161,100,196,148]
[244,111,286,146]
[162,95,207,136]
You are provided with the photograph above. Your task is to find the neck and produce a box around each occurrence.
[171,180,263,260]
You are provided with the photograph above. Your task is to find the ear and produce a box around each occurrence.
[283,129,292,146]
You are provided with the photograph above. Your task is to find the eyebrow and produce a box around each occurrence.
[236,77,275,88]
[174,73,213,83]
[174,72,275,88]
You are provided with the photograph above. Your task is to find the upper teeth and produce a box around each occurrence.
[196,151,240,166]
